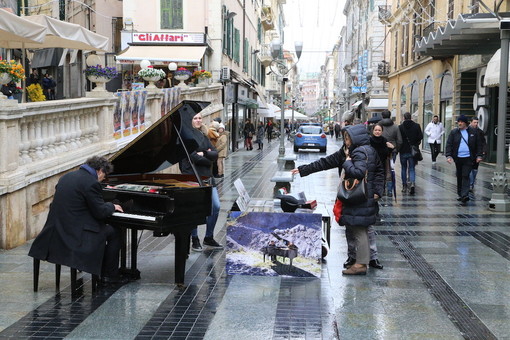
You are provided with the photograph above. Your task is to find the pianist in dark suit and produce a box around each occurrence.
[28,156,127,284]
[179,112,223,251]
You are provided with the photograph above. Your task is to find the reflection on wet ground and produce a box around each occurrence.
[0,137,509,339]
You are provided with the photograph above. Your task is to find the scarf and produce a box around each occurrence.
[80,164,98,179]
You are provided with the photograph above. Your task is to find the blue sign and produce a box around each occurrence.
[352,86,367,93]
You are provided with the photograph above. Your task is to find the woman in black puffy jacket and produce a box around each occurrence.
[339,124,384,275]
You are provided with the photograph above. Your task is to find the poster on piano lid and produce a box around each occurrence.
[226,212,322,278]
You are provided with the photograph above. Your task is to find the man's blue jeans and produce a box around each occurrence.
[191,187,220,238]
[400,152,415,186]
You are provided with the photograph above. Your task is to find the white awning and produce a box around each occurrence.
[116,45,207,64]
[258,103,279,118]
[484,48,510,88]
[366,98,388,110]
[352,100,363,109]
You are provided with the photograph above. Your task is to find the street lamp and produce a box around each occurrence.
[350,66,373,123]
[269,39,303,158]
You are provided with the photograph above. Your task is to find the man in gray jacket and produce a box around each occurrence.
[378,110,400,196]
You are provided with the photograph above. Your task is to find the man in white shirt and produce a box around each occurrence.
[424,115,445,164]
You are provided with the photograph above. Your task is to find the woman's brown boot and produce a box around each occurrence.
[342,264,367,275]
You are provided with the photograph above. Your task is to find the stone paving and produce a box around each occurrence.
[0,136,509,339]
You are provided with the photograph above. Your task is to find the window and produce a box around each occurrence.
[448,0,454,19]
[161,0,183,29]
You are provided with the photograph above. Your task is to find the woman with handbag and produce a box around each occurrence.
[338,124,385,275]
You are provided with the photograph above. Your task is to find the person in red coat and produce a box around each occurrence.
[28,156,126,284]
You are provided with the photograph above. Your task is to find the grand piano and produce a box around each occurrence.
[103,100,213,284]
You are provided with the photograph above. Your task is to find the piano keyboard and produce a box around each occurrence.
[112,212,157,222]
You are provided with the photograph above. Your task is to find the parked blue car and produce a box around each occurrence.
[293,125,327,153]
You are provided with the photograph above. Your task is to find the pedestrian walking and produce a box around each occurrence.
[379,110,401,196]
[445,115,484,203]
[216,123,228,178]
[256,121,265,150]
[266,120,274,143]
[424,115,445,164]
[397,112,423,195]
[243,119,255,150]
[334,122,341,140]
[468,117,486,192]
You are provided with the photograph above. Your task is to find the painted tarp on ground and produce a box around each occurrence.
[226,212,322,278]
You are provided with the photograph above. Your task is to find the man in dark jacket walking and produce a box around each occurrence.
[445,115,484,203]
[28,156,126,284]
[379,109,400,195]
[397,112,423,195]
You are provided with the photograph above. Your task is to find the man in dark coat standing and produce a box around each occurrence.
[28,156,126,284]
[397,112,423,195]
[379,109,401,196]
[445,115,484,203]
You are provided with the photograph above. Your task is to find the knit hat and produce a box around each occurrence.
[210,121,220,130]
[218,123,225,130]
[457,115,469,124]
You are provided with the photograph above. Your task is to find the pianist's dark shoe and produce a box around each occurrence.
[101,275,129,285]
[203,236,223,249]
[191,237,203,252]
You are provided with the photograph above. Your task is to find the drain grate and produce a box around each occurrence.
[389,235,498,340]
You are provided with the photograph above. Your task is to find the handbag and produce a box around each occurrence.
[337,146,368,205]
[401,126,423,162]
[411,145,423,161]
[337,176,368,205]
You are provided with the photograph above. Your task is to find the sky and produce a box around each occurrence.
[282,0,346,75]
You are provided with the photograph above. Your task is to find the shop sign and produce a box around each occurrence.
[132,32,205,44]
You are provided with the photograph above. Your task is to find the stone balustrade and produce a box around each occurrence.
[0,84,223,249]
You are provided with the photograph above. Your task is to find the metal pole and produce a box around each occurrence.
[291,98,295,131]
[279,78,286,157]
[489,30,510,211]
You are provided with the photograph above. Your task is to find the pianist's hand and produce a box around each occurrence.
[197,151,204,157]
[114,204,124,212]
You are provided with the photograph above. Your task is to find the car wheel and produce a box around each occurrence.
[294,146,299,152]
[320,147,326,153]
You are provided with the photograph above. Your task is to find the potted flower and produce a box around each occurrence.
[192,70,212,87]
[174,67,192,87]
[0,59,25,84]
[174,67,192,78]
[138,67,166,89]
[83,64,119,92]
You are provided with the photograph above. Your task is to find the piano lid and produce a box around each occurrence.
[109,100,210,175]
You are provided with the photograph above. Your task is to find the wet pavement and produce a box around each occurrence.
[0,136,509,339]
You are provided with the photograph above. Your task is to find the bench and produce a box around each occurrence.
[270,171,294,197]
[280,155,297,170]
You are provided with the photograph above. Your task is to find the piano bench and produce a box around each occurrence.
[33,258,99,294]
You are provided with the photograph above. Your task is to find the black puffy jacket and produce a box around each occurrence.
[339,124,384,227]
[297,148,346,178]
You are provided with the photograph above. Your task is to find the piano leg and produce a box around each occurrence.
[119,227,141,280]
[174,229,191,285]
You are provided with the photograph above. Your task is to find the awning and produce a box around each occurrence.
[31,48,62,68]
[366,98,388,110]
[115,45,207,64]
[255,84,268,108]
[274,110,309,120]
[484,48,510,87]
[258,103,278,118]
[415,13,501,57]
[352,100,363,109]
